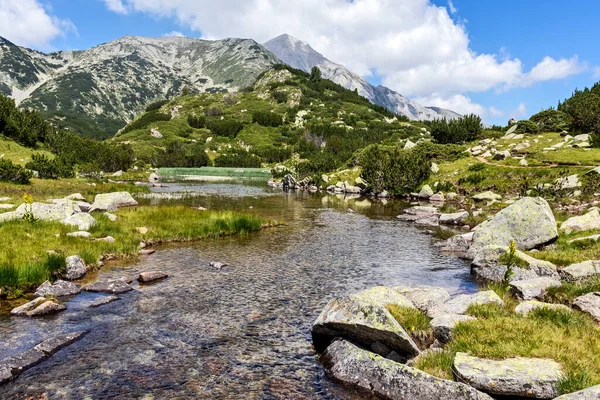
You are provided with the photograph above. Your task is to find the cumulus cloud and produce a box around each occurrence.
[104,0,586,107]
[163,31,184,37]
[414,94,485,116]
[104,0,127,15]
[0,0,76,49]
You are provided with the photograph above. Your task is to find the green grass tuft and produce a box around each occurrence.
[387,304,433,349]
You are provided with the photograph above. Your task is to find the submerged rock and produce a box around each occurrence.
[85,280,133,294]
[34,280,81,297]
[34,331,87,356]
[312,287,420,357]
[466,197,558,259]
[64,255,87,280]
[573,292,600,322]
[138,271,168,283]
[88,295,120,308]
[453,352,563,398]
[322,340,492,400]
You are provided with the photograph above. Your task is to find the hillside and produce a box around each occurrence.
[263,34,461,120]
[0,36,278,139]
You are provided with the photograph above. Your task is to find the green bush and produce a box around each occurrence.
[558,83,600,134]
[252,111,284,127]
[530,109,572,132]
[414,141,467,162]
[0,94,52,147]
[0,159,32,184]
[187,114,206,129]
[120,110,171,135]
[515,119,541,134]
[207,119,244,138]
[430,114,483,144]
[156,141,211,168]
[359,144,431,194]
[214,150,261,168]
[273,91,288,104]
[25,153,74,179]
[145,99,169,112]
[204,107,223,117]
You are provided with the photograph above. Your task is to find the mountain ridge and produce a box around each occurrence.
[263,34,461,121]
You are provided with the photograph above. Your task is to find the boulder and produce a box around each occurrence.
[560,260,600,282]
[493,151,511,160]
[404,139,416,150]
[554,385,600,399]
[66,231,91,238]
[84,279,133,294]
[34,280,81,297]
[560,209,600,234]
[0,348,46,380]
[6,202,78,223]
[437,234,471,253]
[431,314,475,343]
[431,163,439,173]
[428,291,503,317]
[514,301,572,316]
[573,134,590,142]
[453,352,563,398]
[103,212,118,221]
[439,211,469,225]
[466,197,558,259]
[394,286,450,313]
[403,206,439,217]
[312,287,420,357]
[573,292,600,322]
[470,245,559,282]
[11,298,66,317]
[510,278,562,300]
[149,173,160,183]
[61,213,97,231]
[64,255,87,280]
[415,215,440,227]
[418,185,434,199]
[34,331,87,356]
[429,193,445,203]
[89,192,138,212]
[89,295,120,308]
[472,191,502,202]
[322,340,492,400]
[138,271,168,283]
[556,174,581,190]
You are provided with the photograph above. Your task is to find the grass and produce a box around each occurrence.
[546,277,600,305]
[415,289,600,395]
[0,206,266,296]
[532,230,600,266]
[0,137,54,166]
[387,304,433,349]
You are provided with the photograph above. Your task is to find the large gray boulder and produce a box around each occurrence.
[64,255,87,280]
[560,260,600,282]
[560,209,600,234]
[322,340,492,400]
[428,291,503,317]
[554,385,600,399]
[510,278,562,300]
[1,201,79,224]
[453,352,563,398]
[573,292,600,322]
[418,185,434,199]
[89,192,138,212]
[34,280,81,297]
[394,286,450,313]
[312,287,420,357]
[61,213,97,231]
[466,197,558,259]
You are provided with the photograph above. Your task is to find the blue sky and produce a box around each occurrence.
[1,0,599,125]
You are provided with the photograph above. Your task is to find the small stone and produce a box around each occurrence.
[554,384,600,399]
[439,211,469,225]
[64,255,87,280]
[428,291,503,317]
[26,300,66,317]
[560,260,600,282]
[573,292,600,322]
[85,280,133,294]
[61,213,97,231]
[103,212,117,221]
[210,262,227,269]
[88,295,120,308]
[472,191,502,201]
[136,227,148,234]
[418,185,434,199]
[10,297,47,316]
[139,249,155,255]
[97,236,115,243]
[138,271,168,283]
[66,231,91,238]
[394,286,450,312]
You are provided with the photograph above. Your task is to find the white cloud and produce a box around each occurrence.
[513,103,527,118]
[447,0,457,14]
[593,67,600,79]
[415,94,485,116]
[0,0,76,49]
[163,31,184,37]
[488,107,504,117]
[104,0,586,98]
[104,0,127,15]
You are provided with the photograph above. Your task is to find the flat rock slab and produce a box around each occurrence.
[88,295,120,308]
[560,209,600,234]
[11,298,66,317]
[34,331,87,356]
[439,211,469,225]
[394,286,450,312]
[138,271,168,283]
[431,314,476,343]
[453,352,563,398]
[510,278,562,300]
[322,340,492,400]
[34,280,81,297]
[554,384,600,399]
[403,206,439,217]
[573,292,600,322]
[312,286,420,357]
[515,301,572,316]
[89,192,138,212]
[85,280,133,294]
[560,260,600,282]
[138,249,156,255]
[428,291,504,317]
[67,231,91,238]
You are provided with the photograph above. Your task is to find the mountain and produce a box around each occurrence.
[0,36,278,139]
[263,34,461,121]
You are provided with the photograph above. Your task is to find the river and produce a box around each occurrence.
[0,182,476,399]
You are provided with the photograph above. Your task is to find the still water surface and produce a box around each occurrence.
[0,182,475,399]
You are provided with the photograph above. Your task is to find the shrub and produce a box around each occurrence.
[214,151,261,168]
[530,109,572,132]
[252,111,284,127]
[0,159,32,184]
[25,153,74,179]
[223,93,238,106]
[515,119,541,134]
[145,99,169,112]
[414,141,467,162]
[558,83,600,134]
[359,144,431,194]
[120,110,171,135]
[0,94,52,147]
[207,119,244,138]
[204,107,223,117]
[157,141,211,168]
[430,114,483,144]
[187,114,206,129]
[273,91,288,104]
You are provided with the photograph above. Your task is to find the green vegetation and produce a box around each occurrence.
[430,114,483,144]
[0,159,32,184]
[415,294,600,394]
[0,206,265,297]
[387,304,433,349]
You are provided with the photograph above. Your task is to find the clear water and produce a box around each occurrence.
[0,183,476,399]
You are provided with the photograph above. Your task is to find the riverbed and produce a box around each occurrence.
[0,182,476,399]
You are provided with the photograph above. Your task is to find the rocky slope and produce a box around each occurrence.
[264,34,461,121]
[0,36,278,139]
